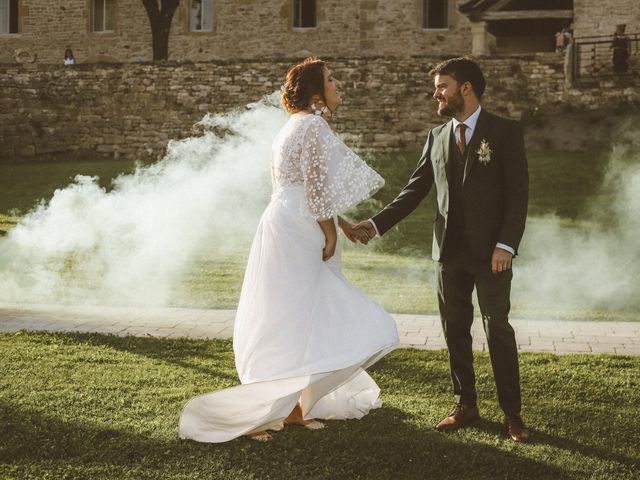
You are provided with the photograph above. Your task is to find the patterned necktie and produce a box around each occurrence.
[457,123,467,155]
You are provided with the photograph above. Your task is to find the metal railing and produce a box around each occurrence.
[572,33,639,81]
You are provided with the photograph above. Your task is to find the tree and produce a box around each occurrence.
[141,0,181,61]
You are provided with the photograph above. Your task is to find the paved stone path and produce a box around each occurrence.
[1,303,639,355]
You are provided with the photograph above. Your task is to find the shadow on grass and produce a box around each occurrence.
[53,331,240,385]
[470,416,638,470]
[0,399,573,480]
[373,350,640,474]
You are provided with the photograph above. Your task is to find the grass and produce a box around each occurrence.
[0,159,141,216]
[177,248,437,314]
[0,331,638,479]
[0,214,19,237]
[176,244,640,321]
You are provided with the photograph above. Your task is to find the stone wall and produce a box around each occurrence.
[4,0,640,67]
[3,0,639,66]
[2,54,638,161]
[573,0,640,38]
[0,0,473,64]
[170,0,474,62]
[0,0,153,64]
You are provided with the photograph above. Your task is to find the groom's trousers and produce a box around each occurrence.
[436,248,521,416]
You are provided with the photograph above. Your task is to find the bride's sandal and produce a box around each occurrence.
[246,431,273,442]
[302,419,326,430]
[283,403,326,431]
[283,416,326,430]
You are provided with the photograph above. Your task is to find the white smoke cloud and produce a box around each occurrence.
[0,93,287,306]
[515,128,640,313]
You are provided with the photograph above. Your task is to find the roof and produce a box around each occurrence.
[458,0,513,15]
[458,0,573,22]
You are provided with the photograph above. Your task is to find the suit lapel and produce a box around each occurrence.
[463,109,491,185]
[440,120,454,183]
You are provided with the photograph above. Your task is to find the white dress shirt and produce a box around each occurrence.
[369,105,515,256]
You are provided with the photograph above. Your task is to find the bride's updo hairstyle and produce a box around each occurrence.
[281,57,328,114]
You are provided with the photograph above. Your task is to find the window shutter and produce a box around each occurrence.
[0,0,10,34]
[293,0,316,28]
[93,0,104,31]
[105,0,116,31]
[302,0,315,28]
[202,0,213,31]
[423,0,448,30]
[9,0,17,33]
[190,0,200,31]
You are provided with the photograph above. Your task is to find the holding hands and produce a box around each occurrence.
[352,220,377,244]
[321,217,377,262]
[338,217,377,245]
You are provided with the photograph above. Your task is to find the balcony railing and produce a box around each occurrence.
[572,33,639,81]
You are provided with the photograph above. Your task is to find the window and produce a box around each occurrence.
[92,0,115,32]
[422,0,448,30]
[0,0,19,34]
[190,0,213,32]
[293,0,316,29]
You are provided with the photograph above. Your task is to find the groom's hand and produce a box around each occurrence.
[491,247,513,273]
[353,220,377,245]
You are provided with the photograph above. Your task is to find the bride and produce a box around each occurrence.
[179,57,399,443]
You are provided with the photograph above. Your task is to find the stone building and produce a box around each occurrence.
[573,0,640,38]
[0,0,637,64]
[1,0,638,162]
[459,0,574,55]
[1,0,472,64]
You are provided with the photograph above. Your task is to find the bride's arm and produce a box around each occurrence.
[318,218,337,261]
[270,152,276,191]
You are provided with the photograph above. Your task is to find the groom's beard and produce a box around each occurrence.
[436,89,465,117]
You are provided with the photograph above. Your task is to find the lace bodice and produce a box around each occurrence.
[271,113,384,220]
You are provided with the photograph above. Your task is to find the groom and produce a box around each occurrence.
[356,57,530,442]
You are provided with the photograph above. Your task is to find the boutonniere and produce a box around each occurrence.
[476,139,492,165]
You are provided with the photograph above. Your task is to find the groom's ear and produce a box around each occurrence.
[460,81,473,97]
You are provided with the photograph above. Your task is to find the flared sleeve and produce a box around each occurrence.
[299,116,384,220]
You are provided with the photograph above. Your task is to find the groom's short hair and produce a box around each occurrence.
[429,57,486,99]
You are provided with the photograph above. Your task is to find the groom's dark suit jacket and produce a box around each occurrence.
[373,109,529,263]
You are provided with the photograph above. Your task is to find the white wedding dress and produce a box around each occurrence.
[179,112,400,443]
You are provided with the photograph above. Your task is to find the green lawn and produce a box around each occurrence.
[0,214,19,238]
[0,332,638,479]
[174,241,640,321]
[0,159,141,216]
[175,248,437,314]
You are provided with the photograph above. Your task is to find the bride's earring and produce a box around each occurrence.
[310,102,327,116]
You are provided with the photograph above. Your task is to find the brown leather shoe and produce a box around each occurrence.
[504,414,530,442]
[436,404,480,431]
